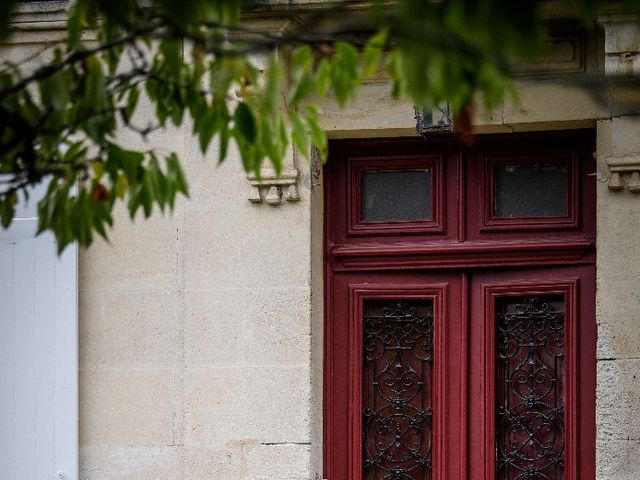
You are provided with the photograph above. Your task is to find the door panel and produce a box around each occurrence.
[362,299,434,480]
[326,273,464,480]
[468,267,596,480]
[326,267,595,480]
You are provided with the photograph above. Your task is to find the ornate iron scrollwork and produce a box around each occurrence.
[496,296,565,480]
[363,300,434,480]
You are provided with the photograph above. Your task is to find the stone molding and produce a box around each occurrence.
[10,1,68,30]
[606,155,640,192]
[247,167,300,205]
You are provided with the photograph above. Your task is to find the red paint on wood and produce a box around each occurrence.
[324,130,596,480]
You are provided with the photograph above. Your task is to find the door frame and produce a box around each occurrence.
[323,131,596,480]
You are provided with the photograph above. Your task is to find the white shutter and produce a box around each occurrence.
[0,184,78,480]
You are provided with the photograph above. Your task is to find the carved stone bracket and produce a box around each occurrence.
[247,167,300,205]
[598,15,640,114]
[606,155,640,192]
[599,14,640,77]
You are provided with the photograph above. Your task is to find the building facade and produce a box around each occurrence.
[2,2,640,479]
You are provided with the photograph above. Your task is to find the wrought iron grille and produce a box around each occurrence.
[496,296,566,480]
[363,300,434,480]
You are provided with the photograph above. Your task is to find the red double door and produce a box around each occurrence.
[323,131,596,480]
[326,267,595,480]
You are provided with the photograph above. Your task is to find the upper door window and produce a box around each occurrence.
[494,164,568,217]
[326,130,595,248]
[362,169,432,222]
[482,152,578,231]
[348,155,444,236]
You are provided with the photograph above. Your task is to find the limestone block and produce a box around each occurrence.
[185,443,312,480]
[604,21,640,54]
[80,446,184,480]
[596,186,640,282]
[184,287,311,367]
[597,119,614,161]
[596,276,640,359]
[180,199,311,290]
[79,206,180,292]
[80,288,180,369]
[80,369,176,446]
[185,446,245,479]
[609,117,640,156]
[184,366,311,445]
[502,78,607,125]
[317,83,417,136]
[179,141,312,291]
[597,438,640,480]
[596,359,640,440]
[244,443,312,480]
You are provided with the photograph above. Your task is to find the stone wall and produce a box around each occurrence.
[79,130,317,478]
[596,116,640,480]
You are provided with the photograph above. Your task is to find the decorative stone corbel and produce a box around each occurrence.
[247,167,300,205]
[598,14,640,114]
[598,14,640,77]
[606,155,640,192]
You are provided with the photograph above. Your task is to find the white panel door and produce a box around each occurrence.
[0,185,78,480]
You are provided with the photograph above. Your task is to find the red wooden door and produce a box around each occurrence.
[467,267,596,480]
[327,271,464,480]
[324,131,596,480]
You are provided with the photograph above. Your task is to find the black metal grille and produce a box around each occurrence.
[496,296,565,480]
[363,300,434,480]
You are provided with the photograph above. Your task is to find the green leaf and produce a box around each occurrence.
[166,152,189,197]
[115,174,128,198]
[292,45,313,73]
[106,143,144,183]
[0,0,17,40]
[306,107,327,160]
[362,29,388,78]
[291,112,309,157]
[39,70,69,111]
[233,102,256,143]
[0,195,16,228]
[290,72,313,106]
[160,38,183,79]
[218,125,230,164]
[91,161,105,180]
[84,56,106,108]
[314,60,332,97]
[197,112,217,154]
[67,0,88,47]
[124,85,140,122]
[331,42,360,106]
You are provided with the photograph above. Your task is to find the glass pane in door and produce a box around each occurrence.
[362,170,432,222]
[363,300,434,480]
[496,296,565,480]
[494,165,568,218]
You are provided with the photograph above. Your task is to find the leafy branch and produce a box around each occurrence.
[0,0,636,252]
